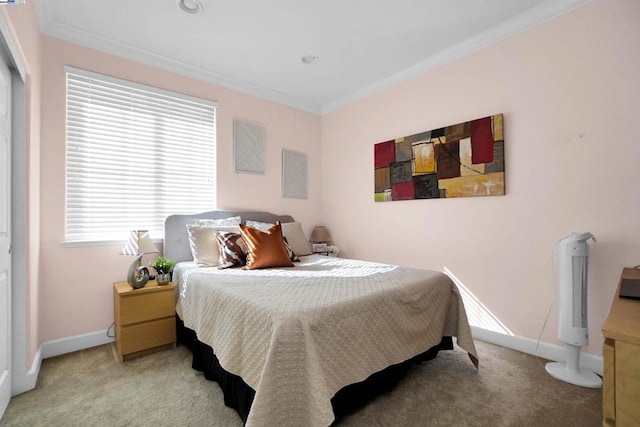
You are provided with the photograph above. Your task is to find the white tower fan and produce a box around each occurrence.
[545,232,601,388]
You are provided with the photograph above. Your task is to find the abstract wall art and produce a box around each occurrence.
[374,114,504,202]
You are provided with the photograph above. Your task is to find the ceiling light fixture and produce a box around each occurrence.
[178,0,203,15]
[301,55,318,65]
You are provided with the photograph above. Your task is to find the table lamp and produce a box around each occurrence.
[309,226,331,243]
[120,230,158,289]
[309,226,332,254]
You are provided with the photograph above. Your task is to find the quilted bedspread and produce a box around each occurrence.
[174,255,478,427]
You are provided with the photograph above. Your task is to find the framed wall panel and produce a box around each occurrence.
[234,119,265,174]
[282,149,307,199]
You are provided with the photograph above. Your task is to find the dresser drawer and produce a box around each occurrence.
[603,338,615,424]
[118,316,176,355]
[616,340,640,426]
[119,289,175,325]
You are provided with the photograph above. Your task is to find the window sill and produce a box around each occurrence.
[61,238,163,248]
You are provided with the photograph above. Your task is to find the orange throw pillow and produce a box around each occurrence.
[240,221,294,270]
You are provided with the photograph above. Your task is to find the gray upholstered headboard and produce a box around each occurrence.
[163,210,295,263]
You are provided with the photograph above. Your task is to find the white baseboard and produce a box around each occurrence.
[11,345,42,396]
[41,330,114,360]
[471,326,603,376]
[13,331,113,396]
[30,327,605,373]
[18,327,602,398]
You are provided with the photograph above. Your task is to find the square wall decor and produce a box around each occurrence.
[234,119,265,174]
[282,149,307,199]
[374,113,504,202]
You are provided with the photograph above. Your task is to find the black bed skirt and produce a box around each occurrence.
[176,316,453,423]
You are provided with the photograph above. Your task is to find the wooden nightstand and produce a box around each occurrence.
[113,280,176,361]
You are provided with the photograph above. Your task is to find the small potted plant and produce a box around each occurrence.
[151,256,176,285]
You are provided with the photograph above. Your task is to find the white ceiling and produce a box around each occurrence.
[34,0,592,114]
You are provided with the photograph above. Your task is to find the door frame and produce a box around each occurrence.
[0,11,35,400]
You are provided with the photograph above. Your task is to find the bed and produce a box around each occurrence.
[164,210,478,426]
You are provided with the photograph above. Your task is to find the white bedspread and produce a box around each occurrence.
[174,255,478,427]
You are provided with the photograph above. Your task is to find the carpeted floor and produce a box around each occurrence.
[0,340,601,426]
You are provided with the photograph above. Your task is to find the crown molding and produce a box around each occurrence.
[34,0,594,116]
[33,0,321,114]
[320,0,596,114]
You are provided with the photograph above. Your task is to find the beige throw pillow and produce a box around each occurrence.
[186,224,240,266]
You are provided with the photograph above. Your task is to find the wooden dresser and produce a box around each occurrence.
[602,268,640,426]
[113,281,176,361]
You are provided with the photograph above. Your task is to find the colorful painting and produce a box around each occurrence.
[374,114,504,202]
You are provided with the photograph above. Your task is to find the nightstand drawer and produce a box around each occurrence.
[118,317,176,355]
[119,289,175,325]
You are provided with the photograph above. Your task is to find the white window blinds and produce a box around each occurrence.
[66,67,217,242]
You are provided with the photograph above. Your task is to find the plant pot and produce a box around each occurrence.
[156,273,171,285]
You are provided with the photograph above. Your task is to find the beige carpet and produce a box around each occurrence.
[0,340,601,426]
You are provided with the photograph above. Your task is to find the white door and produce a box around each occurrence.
[0,49,12,417]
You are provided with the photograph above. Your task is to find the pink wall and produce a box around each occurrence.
[2,1,41,365]
[5,0,639,358]
[321,0,640,356]
[38,37,321,342]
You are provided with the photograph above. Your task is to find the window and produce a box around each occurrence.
[65,67,217,242]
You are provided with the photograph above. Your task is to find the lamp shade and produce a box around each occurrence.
[120,230,158,256]
[309,226,331,243]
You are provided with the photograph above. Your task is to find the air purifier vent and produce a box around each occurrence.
[571,255,588,328]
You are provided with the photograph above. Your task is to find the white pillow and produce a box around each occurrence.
[188,216,241,227]
[245,220,312,256]
[245,220,272,232]
[282,222,313,256]
[186,224,240,266]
